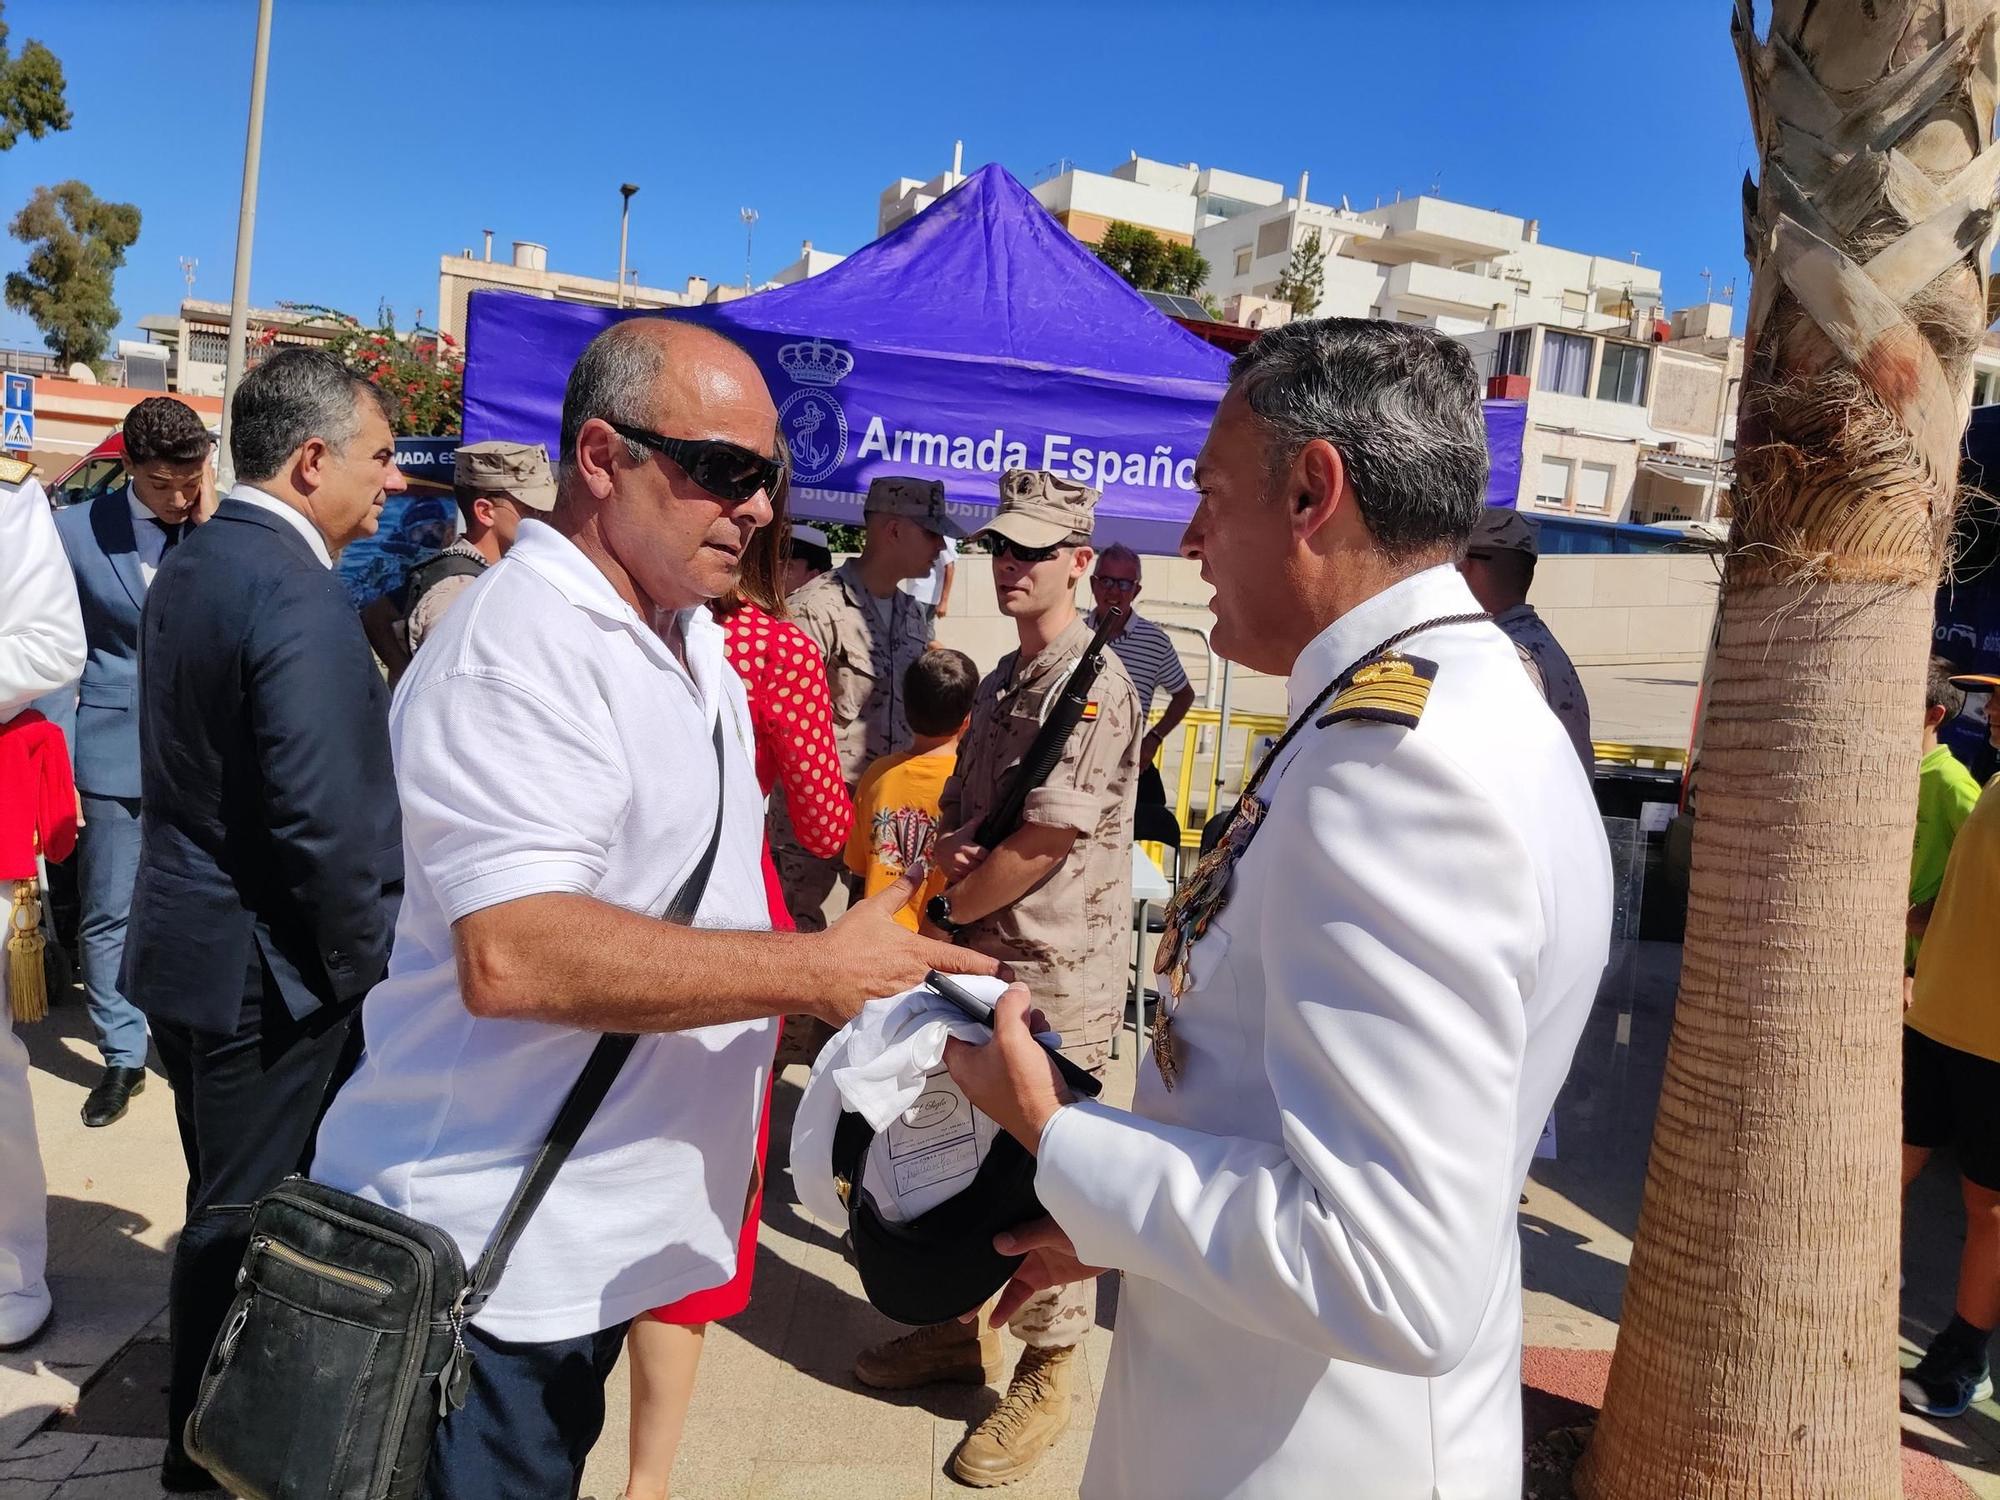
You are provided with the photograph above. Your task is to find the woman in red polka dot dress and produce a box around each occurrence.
[622,504,852,1500]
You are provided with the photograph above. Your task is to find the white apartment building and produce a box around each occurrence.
[949,151,1666,338]
[136,299,348,398]
[1201,192,1663,336]
[436,237,721,346]
[1458,303,1741,526]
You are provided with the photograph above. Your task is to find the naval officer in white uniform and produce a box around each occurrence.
[948,319,1612,1499]
[0,459,87,1350]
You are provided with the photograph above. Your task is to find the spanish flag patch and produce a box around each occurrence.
[1316,653,1437,731]
[1081,700,1099,721]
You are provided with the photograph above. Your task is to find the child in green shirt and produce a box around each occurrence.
[1911,656,1983,978]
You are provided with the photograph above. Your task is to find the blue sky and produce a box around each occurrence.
[0,0,1757,353]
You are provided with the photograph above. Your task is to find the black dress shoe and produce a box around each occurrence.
[159,1451,225,1493]
[80,1065,146,1128]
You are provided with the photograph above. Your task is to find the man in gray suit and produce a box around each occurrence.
[50,397,213,1127]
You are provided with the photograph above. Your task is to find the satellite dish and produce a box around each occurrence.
[67,362,97,384]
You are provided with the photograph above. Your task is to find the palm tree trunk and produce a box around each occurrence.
[1575,3,1997,1497]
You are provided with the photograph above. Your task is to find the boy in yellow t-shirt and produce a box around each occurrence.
[846,649,979,931]
[1902,670,2000,1419]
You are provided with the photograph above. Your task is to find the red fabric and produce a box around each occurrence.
[721,602,853,856]
[0,711,78,878]
[648,607,838,1325]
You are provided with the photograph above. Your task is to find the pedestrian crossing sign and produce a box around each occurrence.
[1,409,31,451]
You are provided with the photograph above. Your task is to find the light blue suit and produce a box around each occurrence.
[45,488,155,1066]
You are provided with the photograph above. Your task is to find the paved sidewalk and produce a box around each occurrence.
[3,941,1996,1498]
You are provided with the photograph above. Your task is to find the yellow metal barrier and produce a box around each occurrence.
[1145,711,1688,852]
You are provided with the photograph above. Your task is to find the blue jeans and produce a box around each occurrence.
[78,793,148,1067]
[422,1320,632,1500]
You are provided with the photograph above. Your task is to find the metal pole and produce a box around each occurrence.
[617,184,638,308]
[740,207,758,291]
[1703,372,1739,523]
[1211,659,1235,813]
[216,0,274,494]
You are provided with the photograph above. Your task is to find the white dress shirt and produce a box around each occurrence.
[0,475,86,719]
[313,521,775,1342]
[125,486,170,587]
[229,482,332,569]
[1036,565,1612,1500]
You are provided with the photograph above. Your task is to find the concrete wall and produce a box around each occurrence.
[925,550,1719,721]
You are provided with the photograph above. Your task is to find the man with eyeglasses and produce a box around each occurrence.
[1089,543,1196,810]
[779,477,962,950]
[852,470,1140,1489]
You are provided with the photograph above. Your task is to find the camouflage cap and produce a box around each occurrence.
[979,469,1098,549]
[454,440,557,512]
[1464,505,1537,559]
[864,475,966,539]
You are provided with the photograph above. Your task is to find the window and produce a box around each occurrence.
[1597,343,1650,405]
[1234,247,1252,277]
[1256,219,1291,260]
[1492,328,1533,379]
[1539,331,1593,396]
[1536,457,1573,508]
[1561,290,1590,315]
[1574,462,1614,513]
[186,329,229,366]
[52,456,125,510]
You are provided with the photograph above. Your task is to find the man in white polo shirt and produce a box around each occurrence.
[312,319,995,1500]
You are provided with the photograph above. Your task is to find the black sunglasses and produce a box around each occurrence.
[990,536,1072,566]
[608,422,784,505]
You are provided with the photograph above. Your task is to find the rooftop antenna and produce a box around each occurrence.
[1630,249,1642,263]
[179,256,198,299]
[740,207,759,292]
[1700,267,1713,302]
[1430,171,1442,195]
[1722,277,1737,304]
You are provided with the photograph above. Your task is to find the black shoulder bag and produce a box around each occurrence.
[185,719,728,1500]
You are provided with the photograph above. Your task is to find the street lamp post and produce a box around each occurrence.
[740,207,758,292]
[217,0,275,492]
[617,184,639,308]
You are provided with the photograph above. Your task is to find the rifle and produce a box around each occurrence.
[973,605,1126,849]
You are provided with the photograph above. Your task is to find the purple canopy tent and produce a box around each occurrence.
[463,163,1527,553]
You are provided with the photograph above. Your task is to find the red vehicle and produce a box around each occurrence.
[44,427,224,510]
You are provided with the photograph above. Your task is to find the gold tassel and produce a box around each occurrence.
[8,880,47,1024]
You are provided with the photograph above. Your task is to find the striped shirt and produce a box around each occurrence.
[1090,610,1189,716]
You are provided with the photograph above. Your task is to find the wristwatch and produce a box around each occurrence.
[925,893,967,937]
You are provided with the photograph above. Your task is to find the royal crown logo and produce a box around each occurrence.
[777,338,855,388]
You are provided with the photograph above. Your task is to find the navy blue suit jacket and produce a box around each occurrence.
[49,488,150,798]
[122,497,403,1033]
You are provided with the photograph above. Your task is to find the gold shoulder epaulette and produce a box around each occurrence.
[0,455,36,486]
[1316,652,1437,731]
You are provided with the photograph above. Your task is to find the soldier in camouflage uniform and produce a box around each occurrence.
[851,470,1140,1490]
[778,476,963,932]
[1460,506,1594,776]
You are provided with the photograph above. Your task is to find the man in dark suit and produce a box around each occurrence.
[49,397,216,1127]
[123,347,406,1494]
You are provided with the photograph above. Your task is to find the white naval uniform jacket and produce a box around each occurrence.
[1036,565,1612,1500]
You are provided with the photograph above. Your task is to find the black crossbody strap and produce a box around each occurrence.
[462,714,728,1314]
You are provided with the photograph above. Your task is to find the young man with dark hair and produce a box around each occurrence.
[1902,669,2000,1419]
[47,396,214,1128]
[844,648,980,930]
